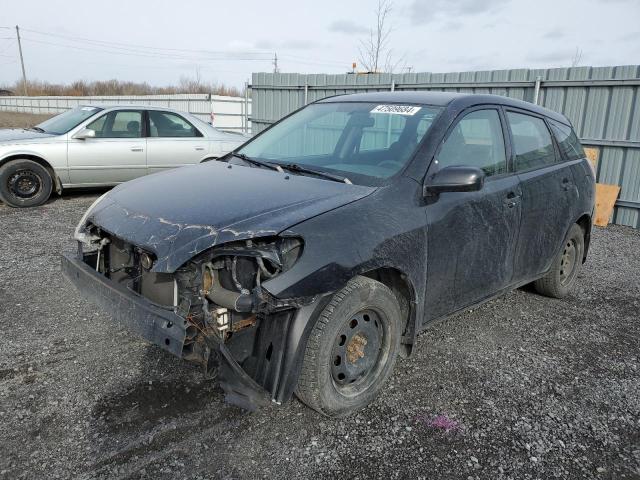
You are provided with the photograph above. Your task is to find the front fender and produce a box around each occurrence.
[262,177,427,341]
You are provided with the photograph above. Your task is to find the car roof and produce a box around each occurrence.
[81,104,185,113]
[318,91,570,125]
[319,91,463,107]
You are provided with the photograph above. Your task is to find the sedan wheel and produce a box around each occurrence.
[0,159,53,208]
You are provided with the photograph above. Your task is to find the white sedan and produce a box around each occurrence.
[0,105,250,207]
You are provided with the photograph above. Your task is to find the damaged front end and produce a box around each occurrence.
[63,221,324,411]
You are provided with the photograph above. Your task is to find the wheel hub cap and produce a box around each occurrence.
[331,310,383,386]
[346,333,368,364]
[8,170,41,199]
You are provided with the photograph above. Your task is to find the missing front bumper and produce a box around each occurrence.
[61,251,274,410]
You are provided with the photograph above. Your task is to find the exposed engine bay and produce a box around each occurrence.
[80,225,314,410]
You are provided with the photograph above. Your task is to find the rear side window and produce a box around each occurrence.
[549,120,585,161]
[148,111,201,138]
[507,112,556,171]
[436,109,507,177]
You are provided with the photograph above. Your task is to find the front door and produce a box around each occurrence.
[67,109,146,185]
[424,108,522,321]
[145,110,207,175]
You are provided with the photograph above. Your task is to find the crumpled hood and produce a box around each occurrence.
[86,161,375,272]
[0,128,55,143]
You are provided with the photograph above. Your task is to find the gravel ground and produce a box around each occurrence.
[1,192,639,479]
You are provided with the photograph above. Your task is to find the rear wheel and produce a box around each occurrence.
[534,223,584,298]
[296,276,402,417]
[0,159,53,208]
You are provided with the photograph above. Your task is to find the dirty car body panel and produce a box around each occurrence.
[63,92,595,411]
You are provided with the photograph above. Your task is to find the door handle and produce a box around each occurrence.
[561,177,572,191]
[504,191,521,208]
[194,146,205,151]
[131,147,144,152]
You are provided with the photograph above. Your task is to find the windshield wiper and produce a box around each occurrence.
[230,153,283,172]
[26,126,45,133]
[280,163,352,184]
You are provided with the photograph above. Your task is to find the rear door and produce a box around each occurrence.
[424,107,522,320]
[67,109,146,185]
[505,109,579,282]
[145,110,207,175]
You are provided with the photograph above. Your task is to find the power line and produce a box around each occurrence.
[0,40,14,54]
[20,27,350,69]
[22,28,274,57]
[21,37,272,62]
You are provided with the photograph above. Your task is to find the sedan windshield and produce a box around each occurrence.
[237,102,442,185]
[36,106,103,135]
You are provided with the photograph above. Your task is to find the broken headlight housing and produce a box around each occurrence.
[188,236,303,315]
[74,192,109,244]
[201,236,303,293]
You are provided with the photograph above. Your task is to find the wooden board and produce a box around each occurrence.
[584,147,599,172]
[594,183,621,227]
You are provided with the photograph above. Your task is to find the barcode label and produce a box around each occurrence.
[371,105,421,115]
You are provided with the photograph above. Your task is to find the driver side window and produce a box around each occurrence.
[87,110,142,138]
[436,109,507,176]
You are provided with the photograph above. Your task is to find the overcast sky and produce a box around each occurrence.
[1,0,638,89]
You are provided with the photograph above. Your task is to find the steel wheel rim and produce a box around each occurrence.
[8,169,42,199]
[559,238,578,286]
[330,309,388,396]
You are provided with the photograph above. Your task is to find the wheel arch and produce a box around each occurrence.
[0,154,62,195]
[575,213,592,263]
[360,266,417,357]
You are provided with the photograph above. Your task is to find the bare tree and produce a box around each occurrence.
[359,0,395,73]
[571,47,583,67]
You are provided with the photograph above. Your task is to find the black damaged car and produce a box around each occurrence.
[63,92,595,417]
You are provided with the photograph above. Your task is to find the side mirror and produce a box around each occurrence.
[424,165,485,196]
[73,128,96,140]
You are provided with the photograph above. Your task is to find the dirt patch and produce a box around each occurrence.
[0,111,54,129]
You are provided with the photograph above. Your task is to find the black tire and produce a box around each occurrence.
[534,223,585,299]
[0,159,53,208]
[296,276,402,417]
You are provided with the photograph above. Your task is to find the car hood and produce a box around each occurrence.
[0,128,55,143]
[86,161,376,272]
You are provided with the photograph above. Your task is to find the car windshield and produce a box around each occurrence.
[36,106,103,135]
[237,102,442,185]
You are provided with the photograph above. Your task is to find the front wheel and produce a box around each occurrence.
[0,159,53,208]
[534,223,585,298]
[295,276,402,417]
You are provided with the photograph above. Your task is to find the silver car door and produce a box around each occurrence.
[145,110,206,174]
[67,109,146,185]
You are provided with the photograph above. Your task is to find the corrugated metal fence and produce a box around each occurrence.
[250,66,640,228]
[0,93,251,132]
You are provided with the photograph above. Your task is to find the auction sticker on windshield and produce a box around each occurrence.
[371,105,421,115]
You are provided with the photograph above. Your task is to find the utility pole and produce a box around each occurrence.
[15,25,27,96]
[272,53,279,74]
